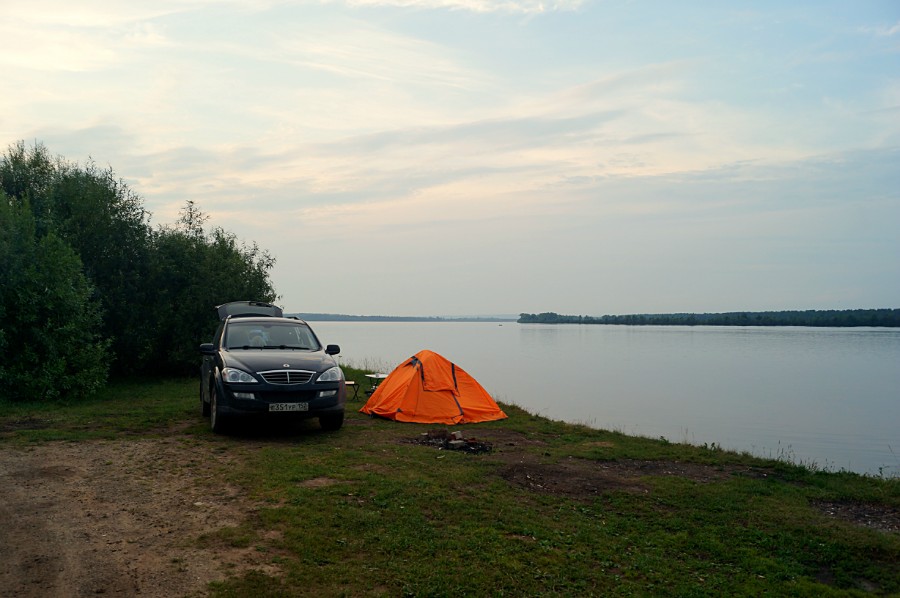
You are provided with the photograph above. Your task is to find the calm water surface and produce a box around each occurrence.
[313,322,900,477]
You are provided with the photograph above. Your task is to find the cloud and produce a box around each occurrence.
[0,2,172,28]
[0,24,119,71]
[860,21,900,37]
[272,22,485,90]
[331,0,585,14]
[318,110,622,154]
[0,2,176,72]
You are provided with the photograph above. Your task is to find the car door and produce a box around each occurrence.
[200,322,225,400]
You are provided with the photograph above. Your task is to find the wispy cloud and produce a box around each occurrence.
[860,20,900,37]
[0,2,173,28]
[331,0,585,14]
[273,23,485,90]
[0,3,175,71]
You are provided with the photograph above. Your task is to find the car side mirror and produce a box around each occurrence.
[199,343,216,355]
[325,344,340,355]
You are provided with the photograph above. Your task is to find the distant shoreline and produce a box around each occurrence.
[291,309,900,327]
[289,313,516,323]
[518,309,900,327]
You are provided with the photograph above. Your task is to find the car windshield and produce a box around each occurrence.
[225,321,320,350]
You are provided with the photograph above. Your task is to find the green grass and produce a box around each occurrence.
[0,377,202,442]
[2,368,898,596]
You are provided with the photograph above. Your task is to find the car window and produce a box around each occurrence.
[225,322,320,350]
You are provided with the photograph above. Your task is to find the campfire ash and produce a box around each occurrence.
[411,429,494,454]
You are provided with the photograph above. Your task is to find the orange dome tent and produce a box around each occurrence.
[360,350,507,425]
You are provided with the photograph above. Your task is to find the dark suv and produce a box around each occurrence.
[199,301,346,433]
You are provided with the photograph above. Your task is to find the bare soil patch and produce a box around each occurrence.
[813,500,900,534]
[494,453,733,498]
[0,436,272,597]
[430,428,734,497]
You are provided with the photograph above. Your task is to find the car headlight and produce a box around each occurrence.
[222,368,258,384]
[316,366,343,383]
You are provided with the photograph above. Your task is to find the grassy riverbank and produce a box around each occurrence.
[1,369,898,596]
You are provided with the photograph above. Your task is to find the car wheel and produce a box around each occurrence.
[319,412,344,431]
[210,385,229,434]
[201,383,210,417]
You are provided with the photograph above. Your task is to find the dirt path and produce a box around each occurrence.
[0,436,266,597]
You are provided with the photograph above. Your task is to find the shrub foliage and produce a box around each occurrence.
[0,193,110,401]
[0,141,278,400]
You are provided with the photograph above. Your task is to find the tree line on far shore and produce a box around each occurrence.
[293,313,513,322]
[518,309,900,327]
[1,142,277,402]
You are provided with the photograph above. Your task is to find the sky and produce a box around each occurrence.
[2,1,899,317]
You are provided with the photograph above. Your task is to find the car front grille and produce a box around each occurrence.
[259,370,315,385]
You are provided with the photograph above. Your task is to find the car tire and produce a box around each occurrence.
[319,412,344,431]
[210,385,229,434]
[201,383,210,417]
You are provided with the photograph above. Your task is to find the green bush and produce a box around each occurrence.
[1,141,278,386]
[0,194,110,401]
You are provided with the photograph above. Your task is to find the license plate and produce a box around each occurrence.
[269,402,308,412]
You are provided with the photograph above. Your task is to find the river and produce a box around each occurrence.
[312,321,900,477]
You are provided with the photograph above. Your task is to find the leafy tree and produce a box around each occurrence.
[0,193,110,401]
[47,157,154,373]
[147,202,278,374]
[1,141,280,382]
[1,142,154,373]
